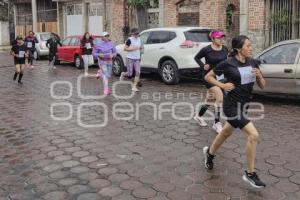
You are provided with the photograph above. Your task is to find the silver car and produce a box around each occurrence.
[254,40,300,97]
[33,32,50,60]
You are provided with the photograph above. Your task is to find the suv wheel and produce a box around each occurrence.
[113,56,125,76]
[33,51,39,60]
[74,55,83,69]
[159,60,180,85]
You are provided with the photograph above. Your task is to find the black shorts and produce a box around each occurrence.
[223,97,250,129]
[14,58,26,65]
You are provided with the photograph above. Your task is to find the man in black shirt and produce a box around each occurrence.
[203,35,267,188]
[11,36,29,84]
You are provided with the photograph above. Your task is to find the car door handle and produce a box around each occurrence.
[284,69,293,73]
[159,47,165,50]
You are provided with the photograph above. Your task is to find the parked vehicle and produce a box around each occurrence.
[254,39,300,97]
[113,27,212,84]
[33,32,51,60]
[56,35,102,69]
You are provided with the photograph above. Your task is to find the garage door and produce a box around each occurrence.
[65,4,83,36]
[88,3,103,35]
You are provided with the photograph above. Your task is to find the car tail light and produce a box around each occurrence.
[39,43,44,50]
[180,40,195,48]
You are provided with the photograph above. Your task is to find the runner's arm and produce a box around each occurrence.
[194,48,206,67]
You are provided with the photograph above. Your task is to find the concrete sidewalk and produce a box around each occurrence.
[0,45,11,52]
[0,50,13,68]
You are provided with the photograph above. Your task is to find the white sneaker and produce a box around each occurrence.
[132,87,139,92]
[212,122,223,134]
[120,72,125,81]
[30,65,34,69]
[194,115,208,127]
[53,66,56,69]
[84,72,88,76]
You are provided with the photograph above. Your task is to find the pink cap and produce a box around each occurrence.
[211,31,225,39]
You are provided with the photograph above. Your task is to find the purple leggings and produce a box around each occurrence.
[126,58,141,77]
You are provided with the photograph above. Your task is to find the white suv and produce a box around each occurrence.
[113,27,212,84]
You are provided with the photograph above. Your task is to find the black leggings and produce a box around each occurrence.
[28,50,35,65]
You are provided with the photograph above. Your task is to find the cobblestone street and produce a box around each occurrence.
[0,54,300,200]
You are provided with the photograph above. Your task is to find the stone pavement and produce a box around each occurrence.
[0,59,299,200]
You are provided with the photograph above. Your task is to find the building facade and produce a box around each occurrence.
[11,0,58,37]
[55,0,125,44]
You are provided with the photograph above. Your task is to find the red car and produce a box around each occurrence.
[56,35,102,69]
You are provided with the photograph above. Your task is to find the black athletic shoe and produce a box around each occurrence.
[18,80,23,84]
[203,146,215,170]
[243,171,266,188]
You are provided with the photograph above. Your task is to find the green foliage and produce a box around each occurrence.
[226,8,233,30]
[126,0,148,7]
[126,0,159,8]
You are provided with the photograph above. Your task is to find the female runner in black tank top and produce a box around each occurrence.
[194,30,228,134]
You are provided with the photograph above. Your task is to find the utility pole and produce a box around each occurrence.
[31,0,38,32]
[292,0,297,39]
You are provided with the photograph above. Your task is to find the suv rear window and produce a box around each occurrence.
[184,30,211,42]
[147,31,176,44]
[40,33,50,41]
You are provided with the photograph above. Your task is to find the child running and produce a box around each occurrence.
[11,36,29,84]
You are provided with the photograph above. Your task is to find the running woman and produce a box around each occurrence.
[93,32,116,96]
[11,36,29,84]
[194,30,228,134]
[46,33,62,69]
[80,32,94,76]
[203,35,266,188]
[24,31,38,68]
[120,28,144,92]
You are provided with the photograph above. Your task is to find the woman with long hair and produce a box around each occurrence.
[203,35,266,188]
[81,32,94,76]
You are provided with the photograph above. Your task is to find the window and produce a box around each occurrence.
[139,32,151,44]
[184,30,211,42]
[226,4,236,30]
[62,37,71,46]
[147,31,177,44]
[93,37,102,45]
[40,33,50,41]
[69,37,79,46]
[259,43,300,64]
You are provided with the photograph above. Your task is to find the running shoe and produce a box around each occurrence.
[194,115,208,126]
[119,72,125,81]
[203,146,215,170]
[242,171,266,188]
[132,86,139,92]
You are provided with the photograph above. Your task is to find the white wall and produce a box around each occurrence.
[0,21,10,46]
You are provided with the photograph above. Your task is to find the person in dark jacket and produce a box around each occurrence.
[81,32,94,76]
[24,31,38,68]
[46,33,62,69]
